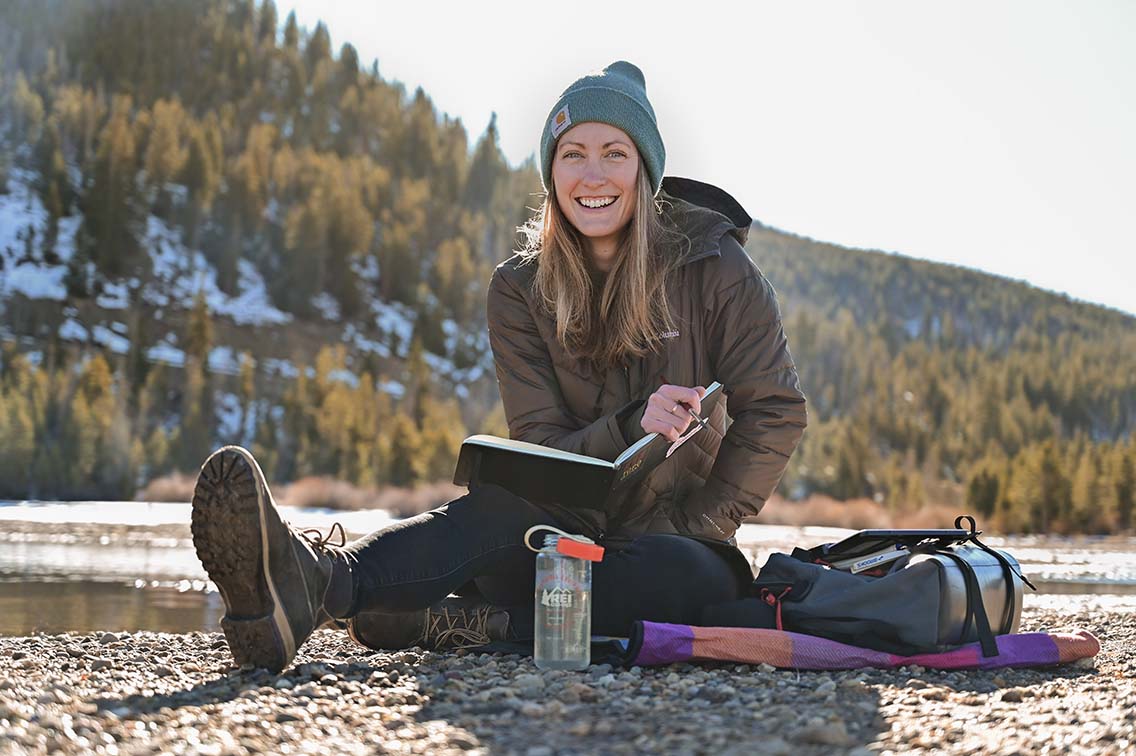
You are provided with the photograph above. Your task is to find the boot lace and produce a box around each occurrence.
[298,521,347,553]
[420,605,495,650]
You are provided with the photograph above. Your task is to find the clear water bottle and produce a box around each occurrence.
[533,533,603,670]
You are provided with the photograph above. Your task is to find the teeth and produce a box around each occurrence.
[578,197,615,208]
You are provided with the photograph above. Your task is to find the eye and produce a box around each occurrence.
[605,150,627,159]
[561,150,583,159]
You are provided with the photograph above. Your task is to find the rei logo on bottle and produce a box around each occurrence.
[541,587,574,608]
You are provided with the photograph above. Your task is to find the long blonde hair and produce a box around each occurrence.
[518,169,688,368]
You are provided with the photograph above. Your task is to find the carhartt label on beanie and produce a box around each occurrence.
[550,105,572,139]
[540,60,666,196]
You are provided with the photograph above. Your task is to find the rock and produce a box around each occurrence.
[758,663,776,673]
[99,633,118,645]
[794,717,852,747]
[154,665,175,677]
[90,658,113,671]
[1002,687,1028,702]
[273,678,294,690]
[66,646,85,658]
[519,702,544,717]
[513,673,545,697]
[815,679,837,695]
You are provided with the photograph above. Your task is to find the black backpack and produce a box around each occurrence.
[749,516,1037,656]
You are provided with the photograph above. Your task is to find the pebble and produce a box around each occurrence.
[795,716,852,746]
[0,599,1127,755]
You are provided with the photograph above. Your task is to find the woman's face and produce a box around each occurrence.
[551,122,639,265]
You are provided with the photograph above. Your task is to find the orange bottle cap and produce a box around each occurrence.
[557,537,605,562]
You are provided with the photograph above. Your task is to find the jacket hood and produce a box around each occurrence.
[659,176,753,262]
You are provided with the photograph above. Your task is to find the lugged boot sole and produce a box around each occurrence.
[191,447,294,673]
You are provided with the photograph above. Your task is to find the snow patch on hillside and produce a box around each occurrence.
[144,217,292,326]
[0,169,77,301]
[342,323,391,358]
[96,280,132,309]
[147,341,186,368]
[311,292,340,321]
[92,324,130,354]
[208,346,241,375]
[372,301,415,355]
[59,319,88,342]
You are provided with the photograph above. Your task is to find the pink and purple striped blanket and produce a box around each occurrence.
[628,622,1099,670]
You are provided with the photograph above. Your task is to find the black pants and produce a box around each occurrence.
[338,484,748,637]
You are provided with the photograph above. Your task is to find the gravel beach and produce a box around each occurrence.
[1,596,1131,755]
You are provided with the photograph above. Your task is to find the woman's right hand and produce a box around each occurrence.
[641,384,706,443]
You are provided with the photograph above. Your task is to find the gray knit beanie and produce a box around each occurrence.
[539,61,665,196]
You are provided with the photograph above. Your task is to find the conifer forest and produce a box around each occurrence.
[0,0,1133,533]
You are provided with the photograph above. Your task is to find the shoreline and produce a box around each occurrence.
[1,597,1132,755]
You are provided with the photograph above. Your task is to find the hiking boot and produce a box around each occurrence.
[345,596,516,651]
[191,445,355,673]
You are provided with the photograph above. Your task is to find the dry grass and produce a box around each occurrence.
[135,472,464,518]
[134,473,197,503]
[276,477,465,519]
[137,471,967,530]
[749,495,966,530]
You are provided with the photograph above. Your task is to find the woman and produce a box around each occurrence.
[190,61,807,674]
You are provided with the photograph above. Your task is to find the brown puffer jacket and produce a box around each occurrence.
[486,177,808,543]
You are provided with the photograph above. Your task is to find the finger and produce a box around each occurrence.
[642,417,680,442]
[651,401,693,430]
[648,392,687,418]
[643,407,689,439]
[657,384,703,414]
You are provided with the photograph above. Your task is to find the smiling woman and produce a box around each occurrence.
[188,60,808,674]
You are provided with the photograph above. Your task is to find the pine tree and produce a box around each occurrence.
[257,0,279,45]
[283,10,299,49]
[78,96,144,278]
[337,43,359,92]
[178,290,214,469]
[143,97,188,215]
[9,73,45,143]
[304,21,331,73]
[1116,451,1135,531]
[35,120,72,247]
[181,120,220,244]
[237,351,257,446]
[464,113,507,213]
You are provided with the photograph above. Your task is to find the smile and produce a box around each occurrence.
[576,196,617,209]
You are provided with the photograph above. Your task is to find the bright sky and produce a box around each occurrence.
[282,1,1136,316]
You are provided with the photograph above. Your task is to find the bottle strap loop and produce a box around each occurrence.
[523,524,597,554]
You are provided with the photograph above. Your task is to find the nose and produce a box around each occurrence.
[582,156,606,186]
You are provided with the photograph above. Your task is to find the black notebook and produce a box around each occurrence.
[453,382,724,510]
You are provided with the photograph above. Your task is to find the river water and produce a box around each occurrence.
[2,501,1134,636]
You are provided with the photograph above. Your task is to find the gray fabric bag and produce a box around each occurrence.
[751,516,1036,656]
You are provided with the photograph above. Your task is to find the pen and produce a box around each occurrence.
[659,375,709,431]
